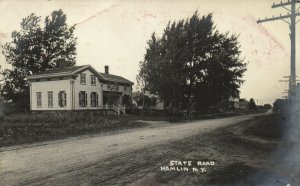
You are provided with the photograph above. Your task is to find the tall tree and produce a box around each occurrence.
[249,98,257,111]
[1,9,76,111]
[138,12,246,112]
[43,10,76,68]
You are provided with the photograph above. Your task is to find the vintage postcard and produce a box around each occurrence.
[0,0,299,185]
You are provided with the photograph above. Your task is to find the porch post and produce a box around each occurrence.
[70,80,75,110]
[119,95,123,106]
[29,83,32,111]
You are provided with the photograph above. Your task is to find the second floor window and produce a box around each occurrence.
[91,75,96,86]
[36,92,42,107]
[58,91,67,107]
[48,91,53,107]
[124,85,127,92]
[116,84,119,92]
[79,91,87,107]
[80,73,86,85]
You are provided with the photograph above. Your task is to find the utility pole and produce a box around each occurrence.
[279,75,292,99]
[257,0,300,101]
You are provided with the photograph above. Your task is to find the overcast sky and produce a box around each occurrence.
[0,0,299,104]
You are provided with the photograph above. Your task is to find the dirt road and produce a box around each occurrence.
[0,114,263,185]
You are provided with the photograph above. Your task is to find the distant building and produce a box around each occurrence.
[27,65,133,115]
[236,100,249,111]
[228,97,249,111]
[235,100,249,110]
[228,96,239,110]
[153,96,170,110]
[132,92,172,111]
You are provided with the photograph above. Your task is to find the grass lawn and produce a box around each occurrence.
[0,111,269,148]
[0,114,148,147]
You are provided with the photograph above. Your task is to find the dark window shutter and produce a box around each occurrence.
[64,92,67,106]
[79,92,81,106]
[58,92,61,107]
[85,92,87,106]
[96,93,99,106]
[90,92,93,106]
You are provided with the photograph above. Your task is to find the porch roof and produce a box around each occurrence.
[99,73,134,85]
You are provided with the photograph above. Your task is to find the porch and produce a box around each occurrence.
[101,91,130,115]
[98,104,126,115]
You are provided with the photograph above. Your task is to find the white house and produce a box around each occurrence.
[27,65,133,114]
[152,96,171,110]
[235,101,249,110]
[228,96,249,111]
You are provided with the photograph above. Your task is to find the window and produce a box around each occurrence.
[58,91,67,107]
[80,73,86,85]
[116,84,119,92]
[79,91,87,107]
[48,91,53,107]
[36,92,42,107]
[107,83,118,91]
[124,85,127,92]
[90,92,98,107]
[91,75,96,86]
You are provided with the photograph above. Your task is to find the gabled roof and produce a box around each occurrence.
[100,73,134,85]
[27,65,134,85]
[33,65,87,75]
[27,65,104,80]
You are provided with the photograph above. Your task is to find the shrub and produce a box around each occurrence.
[2,111,107,124]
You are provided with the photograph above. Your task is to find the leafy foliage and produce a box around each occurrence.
[248,98,257,110]
[1,10,77,111]
[263,104,272,110]
[132,92,157,108]
[138,12,247,112]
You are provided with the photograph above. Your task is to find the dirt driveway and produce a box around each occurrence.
[0,114,263,185]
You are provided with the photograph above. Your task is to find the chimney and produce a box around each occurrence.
[104,65,109,74]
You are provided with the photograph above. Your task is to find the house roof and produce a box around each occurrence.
[28,65,89,79]
[33,65,88,76]
[100,73,134,85]
[27,65,134,85]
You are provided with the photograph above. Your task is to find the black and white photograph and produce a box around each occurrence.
[0,0,300,185]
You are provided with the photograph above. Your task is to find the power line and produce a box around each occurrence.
[257,0,300,101]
